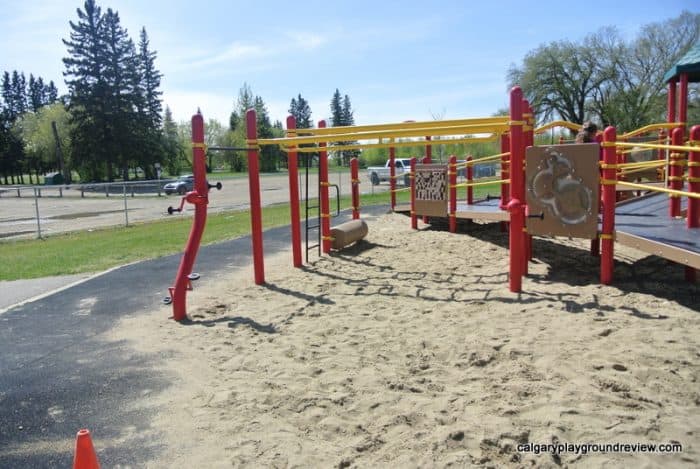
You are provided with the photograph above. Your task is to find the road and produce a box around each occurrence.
[0,171,391,239]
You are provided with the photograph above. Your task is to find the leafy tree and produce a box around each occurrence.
[14,103,72,182]
[508,11,700,133]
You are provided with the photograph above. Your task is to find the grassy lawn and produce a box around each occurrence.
[0,182,500,281]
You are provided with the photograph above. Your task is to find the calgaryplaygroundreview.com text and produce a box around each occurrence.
[517,441,683,456]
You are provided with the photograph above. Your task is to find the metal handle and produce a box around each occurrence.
[329,184,340,217]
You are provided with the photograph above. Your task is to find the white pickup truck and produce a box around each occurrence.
[367,158,412,186]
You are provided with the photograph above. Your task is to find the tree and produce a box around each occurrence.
[162,105,186,175]
[328,89,358,165]
[289,93,316,166]
[508,11,700,133]
[15,103,72,182]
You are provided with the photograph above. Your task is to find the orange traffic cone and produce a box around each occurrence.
[73,429,100,469]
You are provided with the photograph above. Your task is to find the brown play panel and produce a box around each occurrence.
[525,144,600,239]
[414,164,448,217]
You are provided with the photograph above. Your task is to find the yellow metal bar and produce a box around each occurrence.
[602,179,700,199]
[451,178,509,189]
[259,122,510,147]
[620,123,681,139]
[280,135,499,153]
[288,116,509,136]
[614,141,694,152]
[600,160,666,170]
[390,187,412,193]
[534,120,582,134]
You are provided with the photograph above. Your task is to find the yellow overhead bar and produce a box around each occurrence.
[280,134,500,153]
[289,116,509,136]
[259,122,510,147]
[620,123,679,139]
[535,120,582,134]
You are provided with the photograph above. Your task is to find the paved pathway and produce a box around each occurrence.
[0,206,389,467]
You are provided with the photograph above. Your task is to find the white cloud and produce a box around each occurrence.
[191,41,266,68]
[162,89,233,124]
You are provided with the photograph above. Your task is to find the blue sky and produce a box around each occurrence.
[0,0,696,126]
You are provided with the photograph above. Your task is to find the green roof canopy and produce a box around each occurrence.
[664,40,700,83]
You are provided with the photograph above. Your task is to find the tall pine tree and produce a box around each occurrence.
[289,93,315,166]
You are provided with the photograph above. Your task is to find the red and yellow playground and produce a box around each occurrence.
[165,73,699,320]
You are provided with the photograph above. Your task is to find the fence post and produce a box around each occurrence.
[123,184,129,227]
[33,187,42,239]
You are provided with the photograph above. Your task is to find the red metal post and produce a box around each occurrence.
[466,155,474,204]
[524,100,534,267]
[687,125,700,282]
[319,120,331,254]
[170,112,210,321]
[351,157,360,219]
[421,154,430,224]
[679,73,688,126]
[410,157,417,229]
[508,87,525,292]
[286,116,302,268]
[670,127,684,218]
[601,126,617,285]
[425,135,432,163]
[449,155,457,233]
[389,145,396,210]
[668,79,677,124]
[247,109,265,285]
[500,134,510,209]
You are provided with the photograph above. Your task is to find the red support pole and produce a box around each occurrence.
[421,154,430,224]
[679,73,688,126]
[449,155,457,233]
[508,87,525,292]
[351,157,360,219]
[170,112,211,321]
[601,126,617,285]
[668,79,677,124]
[318,120,331,253]
[499,134,510,209]
[466,155,474,205]
[286,116,302,268]
[524,100,534,267]
[670,127,684,218]
[425,135,432,163]
[686,125,700,282]
[410,157,417,229]
[247,109,265,285]
[389,145,396,210]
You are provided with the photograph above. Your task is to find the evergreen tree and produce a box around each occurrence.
[46,81,59,103]
[340,94,359,164]
[330,88,343,127]
[289,93,315,166]
[137,28,162,127]
[63,0,108,181]
[162,105,184,175]
[254,95,280,172]
[28,75,46,112]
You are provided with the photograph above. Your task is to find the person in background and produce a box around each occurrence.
[576,121,598,143]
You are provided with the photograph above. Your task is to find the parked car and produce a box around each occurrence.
[163,174,195,195]
[367,159,412,186]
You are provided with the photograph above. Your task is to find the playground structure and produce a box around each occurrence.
[166,74,699,320]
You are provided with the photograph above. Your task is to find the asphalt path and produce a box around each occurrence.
[0,205,390,467]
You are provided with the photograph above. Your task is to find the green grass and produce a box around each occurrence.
[0,181,499,281]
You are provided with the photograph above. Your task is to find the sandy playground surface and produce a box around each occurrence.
[109,211,699,467]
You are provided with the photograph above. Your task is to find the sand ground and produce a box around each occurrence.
[108,213,699,468]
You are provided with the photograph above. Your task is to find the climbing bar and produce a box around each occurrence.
[602,179,700,199]
[620,122,681,139]
[600,160,667,170]
[534,120,582,134]
[613,141,694,152]
[619,166,663,176]
[450,178,509,189]
[276,134,500,153]
[258,122,510,147]
[287,116,509,136]
[452,152,510,168]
